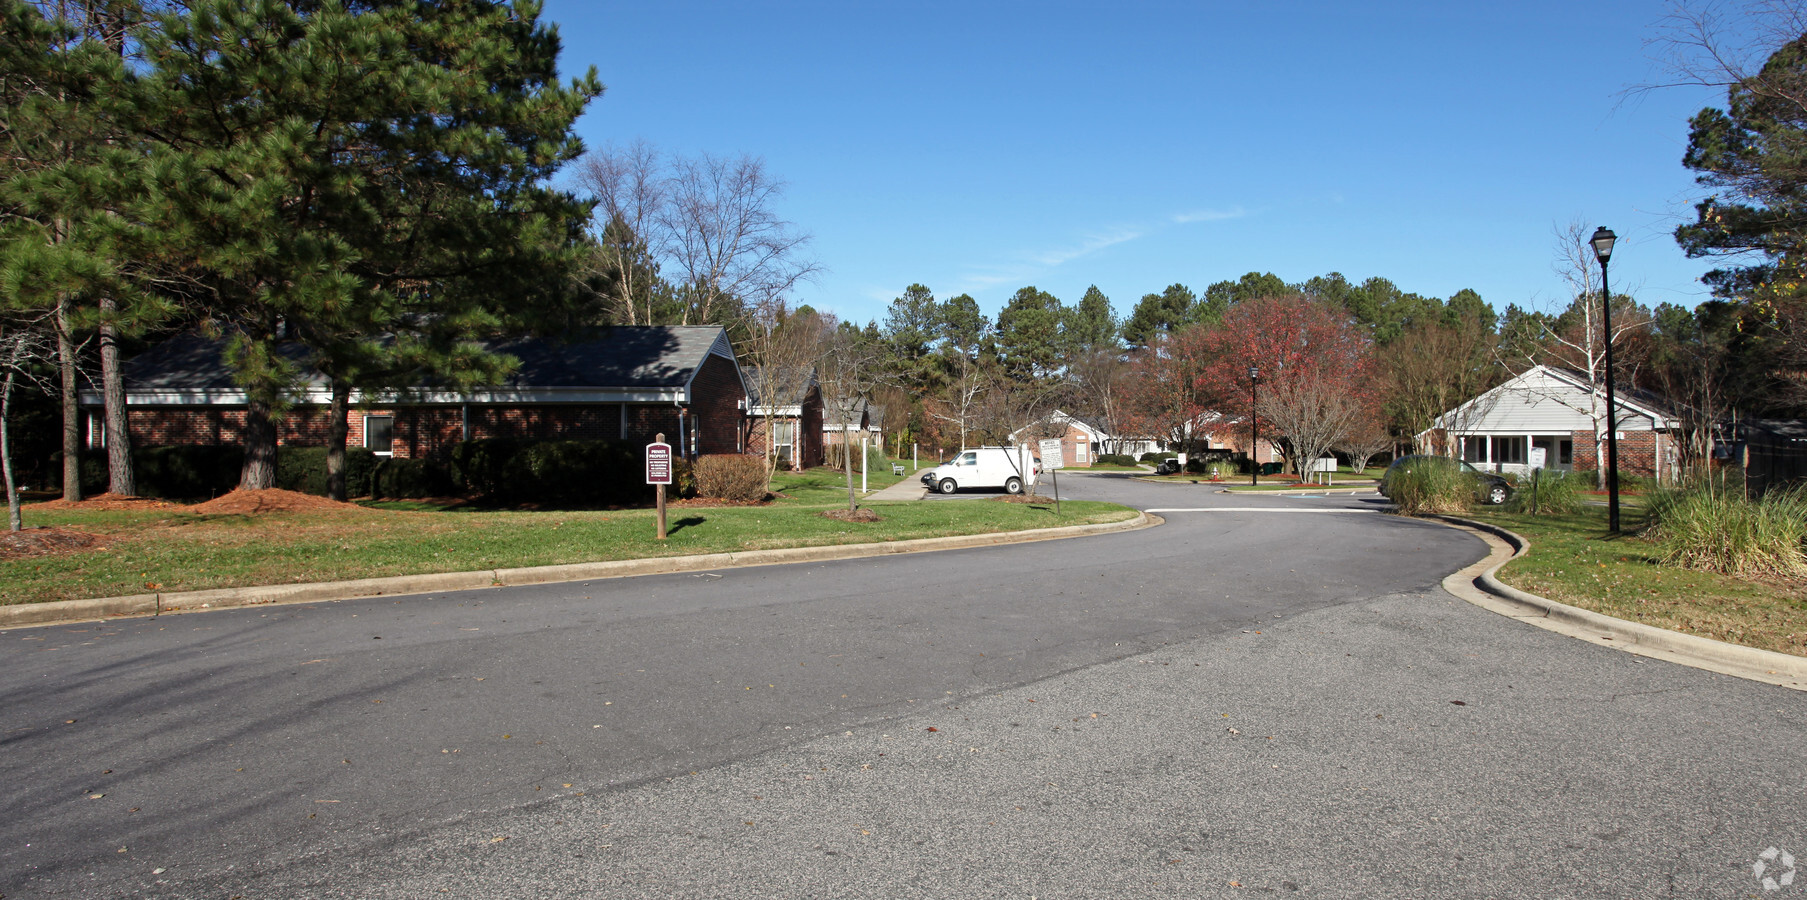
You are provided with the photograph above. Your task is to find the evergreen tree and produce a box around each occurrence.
[994,285,1063,381]
[1064,284,1119,356]
[123,0,601,490]
[1122,283,1194,348]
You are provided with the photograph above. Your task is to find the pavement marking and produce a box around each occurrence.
[1145,507,1381,514]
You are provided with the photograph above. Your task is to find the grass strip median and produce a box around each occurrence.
[1,471,1135,606]
[1463,507,1807,658]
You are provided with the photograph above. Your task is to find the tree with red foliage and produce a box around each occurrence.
[1120,327,1214,461]
[1196,295,1379,475]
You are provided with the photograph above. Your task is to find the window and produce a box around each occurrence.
[957,451,976,466]
[86,412,105,450]
[1074,443,1087,462]
[1462,436,1487,463]
[1491,436,1526,465]
[772,421,795,465]
[364,415,394,455]
[1559,439,1573,465]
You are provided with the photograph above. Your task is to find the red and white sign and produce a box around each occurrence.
[646,442,673,485]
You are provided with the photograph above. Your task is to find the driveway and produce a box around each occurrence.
[2,474,1801,898]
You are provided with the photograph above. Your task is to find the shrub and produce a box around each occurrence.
[1645,478,1807,577]
[1385,460,1474,516]
[370,457,455,499]
[1139,452,1177,463]
[499,440,640,505]
[448,438,667,505]
[1095,453,1137,467]
[276,446,379,498]
[1505,469,1584,516]
[73,446,245,498]
[694,454,769,502]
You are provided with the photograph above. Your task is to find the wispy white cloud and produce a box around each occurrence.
[1171,207,1247,224]
[1028,228,1143,267]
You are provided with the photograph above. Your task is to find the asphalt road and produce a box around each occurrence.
[2,475,1802,898]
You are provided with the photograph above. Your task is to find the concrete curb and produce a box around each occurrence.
[1431,515,1807,692]
[1,512,1157,631]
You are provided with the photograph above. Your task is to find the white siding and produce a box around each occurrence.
[1444,368,1660,433]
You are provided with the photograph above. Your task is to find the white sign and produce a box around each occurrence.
[1529,447,1548,470]
[1038,438,1065,470]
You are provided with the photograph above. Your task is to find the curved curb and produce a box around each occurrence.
[1430,515,1807,692]
[0,512,1157,631]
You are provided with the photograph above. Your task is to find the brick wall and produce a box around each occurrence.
[1570,429,1668,477]
[688,353,747,456]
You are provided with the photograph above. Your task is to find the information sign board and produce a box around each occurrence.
[646,442,673,485]
[1038,438,1065,470]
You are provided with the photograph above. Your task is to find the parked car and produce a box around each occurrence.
[1152,458,1182,475]
[919,447,1037,494]
[1380,455,1514,505]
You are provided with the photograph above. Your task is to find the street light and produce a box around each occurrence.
[1591,226,1622,533]
[1248,365,1260,486]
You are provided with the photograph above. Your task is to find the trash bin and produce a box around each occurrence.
[1259,462,1284,476]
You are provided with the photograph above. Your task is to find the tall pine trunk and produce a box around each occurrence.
[56,297,82,502]
[99,299,134,496]
[239,399,278,491]
[326,381,350,501]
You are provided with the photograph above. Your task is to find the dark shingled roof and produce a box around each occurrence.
[120,326,731,392]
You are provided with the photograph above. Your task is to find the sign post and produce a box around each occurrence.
[1038,438,1065,513]
[646,434,672,540]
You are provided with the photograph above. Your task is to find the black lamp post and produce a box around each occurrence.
[1591,226,1622,533]
[1248,365,1260,486]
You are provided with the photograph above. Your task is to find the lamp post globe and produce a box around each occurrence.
[1591,227,1622,533]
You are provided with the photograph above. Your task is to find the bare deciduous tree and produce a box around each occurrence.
[1,311,56,531]
[571,140,668,326]
[571,144,819,328]
[817,318,880,511]
[1513,221,1654,485]
[742,299,830,487]
[664,153,818,326]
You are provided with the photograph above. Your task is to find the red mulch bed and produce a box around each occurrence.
[189,489,374,515]
[0,527,108,560]
[32,493,182,512]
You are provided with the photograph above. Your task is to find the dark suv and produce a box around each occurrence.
[1380,455,1514,505]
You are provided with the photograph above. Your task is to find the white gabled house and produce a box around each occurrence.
[1420,365,1683,481]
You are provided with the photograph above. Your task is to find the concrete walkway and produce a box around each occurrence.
[863,474,928,501]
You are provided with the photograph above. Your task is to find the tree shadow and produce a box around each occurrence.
[668,516,705,534]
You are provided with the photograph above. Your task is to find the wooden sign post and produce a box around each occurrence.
[646,434,672,540]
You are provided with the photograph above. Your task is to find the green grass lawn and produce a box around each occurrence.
[1463,507,1807,658]
[1,467,1136,605]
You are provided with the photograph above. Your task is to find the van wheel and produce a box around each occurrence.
[938,478,958,494]
[1005,476,1023,495]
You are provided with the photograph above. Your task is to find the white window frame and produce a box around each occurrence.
[364,414,395,456]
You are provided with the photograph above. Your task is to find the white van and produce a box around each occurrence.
[918,446,1038,494]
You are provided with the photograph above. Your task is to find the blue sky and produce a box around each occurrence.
[539,1,1740,328]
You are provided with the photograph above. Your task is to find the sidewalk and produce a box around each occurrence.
[864,475,927,501]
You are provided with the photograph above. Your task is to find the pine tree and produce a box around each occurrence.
[123,0,602,491]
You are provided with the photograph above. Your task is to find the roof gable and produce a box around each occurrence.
[1433,365,1680,433]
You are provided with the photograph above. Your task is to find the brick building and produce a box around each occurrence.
[84,326,749,461]
[744,367,824,471]
[1419,365,1682,482]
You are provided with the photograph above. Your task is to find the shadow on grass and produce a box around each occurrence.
[668,516,706,535]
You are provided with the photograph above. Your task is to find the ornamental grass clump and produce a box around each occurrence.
[1385,461,1473,516]
[1644,478,1807,578]
[1506,469,1584,516]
